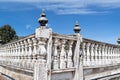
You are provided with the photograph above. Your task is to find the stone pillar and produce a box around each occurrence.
[34,38,47,80]
[34,10,52,80]
[73,21,83,80]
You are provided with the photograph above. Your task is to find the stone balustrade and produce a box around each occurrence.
[0,33,79,71]
[83,38,120,67]
[0,35,37,71]
[52,34,78,70]
[0,10,120,80]
[0,31,120,71]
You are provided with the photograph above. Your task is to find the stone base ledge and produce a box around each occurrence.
[52,68,75,74]
[85,68,120,80]
[0,66,33,80]
[83,63,120,69]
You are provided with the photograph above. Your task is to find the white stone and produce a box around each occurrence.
[35,27,52,38]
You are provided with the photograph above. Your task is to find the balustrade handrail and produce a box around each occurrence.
[83,38,119,47]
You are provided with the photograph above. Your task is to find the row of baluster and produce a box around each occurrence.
[0,35,78,70]
[82,41,120,66]
[1,35,119,70]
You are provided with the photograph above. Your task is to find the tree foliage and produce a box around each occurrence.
[0,25,18,44]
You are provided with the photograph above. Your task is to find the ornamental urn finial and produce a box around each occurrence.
[74,21,81,34]
[38,9,48,27]
[117,37,120,45]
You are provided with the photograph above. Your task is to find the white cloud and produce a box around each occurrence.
[0,0,120,14]
[26,24,32,29]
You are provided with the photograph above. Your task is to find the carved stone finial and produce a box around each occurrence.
[74,21,81,34]
[117,38,120,45]
[0,36,2,45]
[38,9,48,27]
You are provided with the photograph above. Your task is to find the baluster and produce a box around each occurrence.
[7,45,9,66]
[82,42,86,66]
[109,46,112,64]
[60,39,66,69]
[8,44,11,66]
[116,47,119,63]
[12,43,15,67]
[14,43,17,67]
[53,38,59,69]
[101,44,105,65]
[110,46,113,63]
[24,40,28,69]
[17,42,20,67]
[13,43,16,66]
[20,41,24,68]
[11,44,13,65]
[111,47,114,63]
[90,43,95,65]
[119,48,120,62]
[20,41,23,61]
[28,38,33,61]
[86,43,91,66]
[98,45,102,65]
[32,38,38,62]
[115,48,117,63]
[10,44,13,66]
[94,44,98,65]
[28,39,32,69]
[115,47,117,63]
[105,46,108,65]
[113,48,116,63]
[67,40,73,68]
[114,48,117,63]
[118,48,120,62]
[108,46,111,64]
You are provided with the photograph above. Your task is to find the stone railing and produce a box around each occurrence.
[82,38,120,67]
[0,10,120,80]
[52,33,80,70]
[0,34,36,71]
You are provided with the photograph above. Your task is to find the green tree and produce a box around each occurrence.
[0,25,18,44]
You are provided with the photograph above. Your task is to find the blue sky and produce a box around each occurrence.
[0,0,120,44]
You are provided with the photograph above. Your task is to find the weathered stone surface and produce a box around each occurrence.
[35,28,52,38]
[52,72,73,80]
[0,66,33,80]
[34,62,47,80]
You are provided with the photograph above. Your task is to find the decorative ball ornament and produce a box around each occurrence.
[74,21,81,34]
[117,38,120,45]
[38,10,48,27]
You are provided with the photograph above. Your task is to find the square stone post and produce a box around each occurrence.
[33,10,52,80]
[73,21,83,80]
